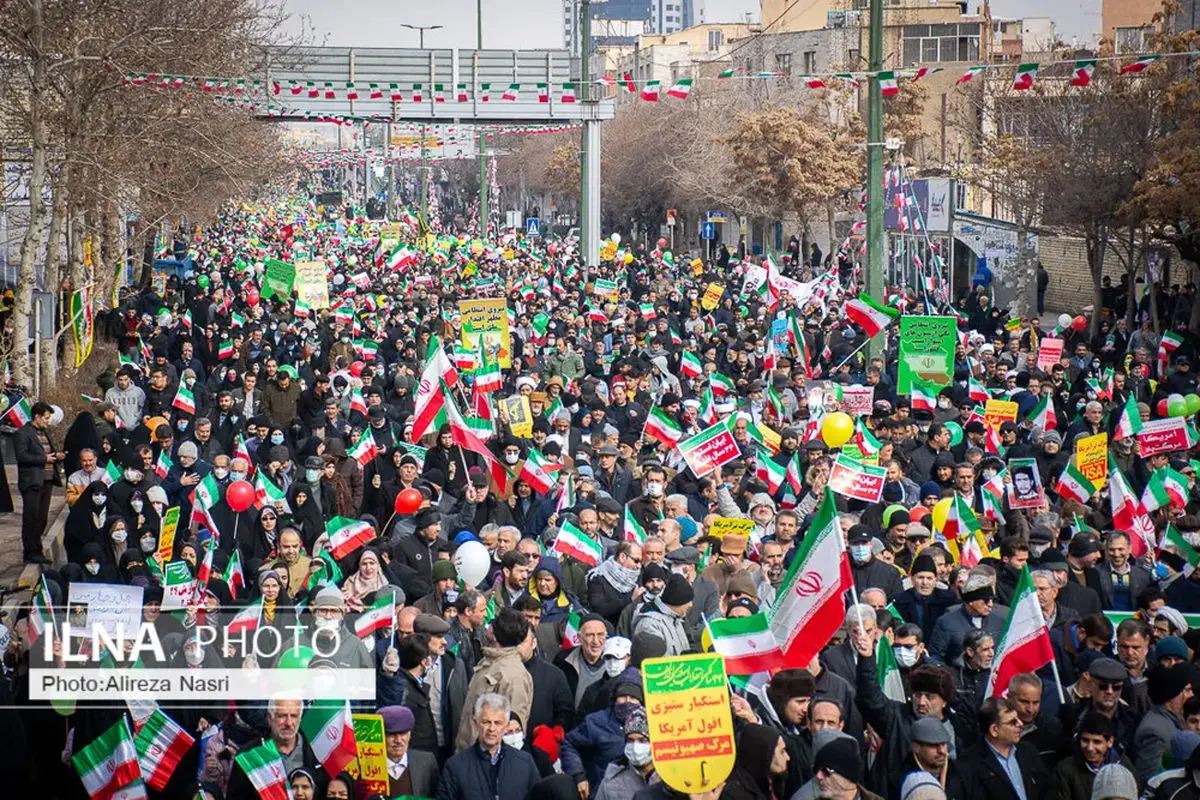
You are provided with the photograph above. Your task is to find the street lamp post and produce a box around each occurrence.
[402,23,442,226]
[477,0,488,239]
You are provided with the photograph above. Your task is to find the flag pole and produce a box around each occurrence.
[1048,650,1066,704]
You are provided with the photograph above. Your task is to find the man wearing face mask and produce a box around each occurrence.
[307,585,373,670]
[847,526,904,598]
[560,680,646,795]
[162,441,210,525]
[594,704,657,800]
[632,573,693,656]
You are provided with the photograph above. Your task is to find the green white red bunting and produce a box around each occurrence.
[877,71,898,96]
[1012,63,1038,90]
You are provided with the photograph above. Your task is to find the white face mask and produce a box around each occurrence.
[85,563,101,575]
[850,544,872,563]
[315,617,339,632]
[604,658,626,677]
[646,482,663,498]
[504,452,520,465]
[894,646,918,668]
[502,733,525,749]
[625,741,653,767]
[214,468,229,479]
[112,529,128,543]
[140,536,156,553]
[92,494,107,506]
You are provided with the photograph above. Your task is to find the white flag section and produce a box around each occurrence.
[984,565,1054,698]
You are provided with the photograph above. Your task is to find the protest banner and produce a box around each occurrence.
[708,517,756,540]
[1007,458,1045,510]
[501,395,534,438]
[294,260,330,309]
[379,223,402,248]
[770,318,790,349]
[677,421,741,479]
[984,399,1019,429]
[1075,433,1108,488]
[157,507,180,567]
[593,278,619,301]
[828,455,887,503]
[161,561,194,611]
[1037,339,1064,372]
[66,583,144,639]
[261,259,296,300]
[1138,417,1191,457]
[841,385,875,417]
[701,282,725,311]
[459,298,512,367]
[642,654,735,794]
[898,316,957,394]
[348,713,388,798]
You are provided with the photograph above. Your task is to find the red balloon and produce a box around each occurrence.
[657,238,668,249]
[1157,399,1170,418]
[246,290,260,307]
[395,488,423,515]
[226,480,255,513]
[350,361,365,378]
[1072,315,1088,331]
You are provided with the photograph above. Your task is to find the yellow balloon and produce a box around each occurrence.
[623,252,634,264]
[931,497,954,534]
[820,412,855,448]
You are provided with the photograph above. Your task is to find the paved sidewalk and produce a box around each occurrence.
[0,462,67,592]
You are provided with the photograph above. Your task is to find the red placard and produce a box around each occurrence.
[1137,417,1191,457]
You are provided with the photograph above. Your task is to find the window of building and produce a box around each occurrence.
[802,50,816,74]
[708,29,723,51]
[1115,26,1153,53]
[901,23,980,65]
[775,53,792,76]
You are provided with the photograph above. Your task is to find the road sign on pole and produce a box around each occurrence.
[526,217,541,236]
[700,221,715,240]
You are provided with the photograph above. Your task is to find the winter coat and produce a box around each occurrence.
[719,724,787,800]
[960,740,1050,800]
[560,707,627,788]
[633,597,691,656]
[455,645,534,752]
[1050,751,1138,800]
[595,760,659,800]
[891,587,959,643]
[437,743,541,800]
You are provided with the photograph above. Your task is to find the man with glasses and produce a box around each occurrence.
[1067,656,1139,754]
[963,697,1050,800]
[585,541,642,628]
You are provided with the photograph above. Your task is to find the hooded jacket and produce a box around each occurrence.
[720,723,786,800]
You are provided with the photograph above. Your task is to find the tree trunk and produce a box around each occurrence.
[42,182,66,392]
[13,0,49,391]
[1087,225,1108,339]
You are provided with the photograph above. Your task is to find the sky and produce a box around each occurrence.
[283,1,1102,51]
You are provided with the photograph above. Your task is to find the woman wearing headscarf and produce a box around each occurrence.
[118,548,149,585]
[363,445,402,523]
[287,481,326,552]
[719,723,790,800]
[238,505,279,563]
[102,516,133,572]
[64,481,112,565]
[341,548,388,612]
[79,542,120,582]
[62,411,102,479]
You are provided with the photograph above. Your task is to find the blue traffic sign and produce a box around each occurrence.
[526,217,540,236]
[700,221,715,240]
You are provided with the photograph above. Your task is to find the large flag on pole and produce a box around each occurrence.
[767,487,852,668]
[984,565,1054,698]
[71,717,143,800]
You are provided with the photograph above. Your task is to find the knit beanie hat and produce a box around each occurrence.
[1091,764,1137,800]
[901,772,947,800]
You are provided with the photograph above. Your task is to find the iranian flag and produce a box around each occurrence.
[957,66,986,84]
[706,612,784,675]
[348,428,378,466]
[28,575,56,647]
[940,493,980,541]
[4,397,31,428]
[717,68,736,78]
[667,78,692,98]
[412,84,424,102]
[1162,524,1200,576]
[223,548,245,598]
[1143,467,1189,512]
[154,450,172,480]
[355,591,395,638]
[876,636,908,702]
[680,350,703,379]
[878,71,899,96]
[349,388,369,417]
[621,72,636,93]
[984,566,1054,697]
[644,405,683,447]
[1114,394,1143,440]
[710,372,735,398]
[767,487,851,668]
[623,507,649,545]
[72,717,142,800]
[254,473,291,512]
[135,710,194,791]
[1109,454,1153,558]
[757,445,787,493]
[1026,394,1056,432]
[234,740,291,800]
[1011,63,1038,90]
[846,293,899,337]
[640,80,661,101]
[502,83,519,101]
[561,83,577,102]
[412,341,459,439]
[172,384,196,415]
[369,83,383,98]
[913,66,943,82]
[519,449,559,494]
[301,701,358,777]
[218,339,234,360]
[785,452,804,495]
[910,380,937,413]
[1056,461,1097,503]
[804,76,826,89]
[345,82,358,100]
[327,516,376,560]
[853,418,882,456]
[562,610,582,648]
[1072,59,1097,87]
[1120,55,1161,74]
[226,598,262,635]
[473,346,503,393]
[552,519,603,567]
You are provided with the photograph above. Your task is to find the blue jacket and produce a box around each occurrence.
[436,743,540,800]
[560,708,626,788]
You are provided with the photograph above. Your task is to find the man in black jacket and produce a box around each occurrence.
[961,697,1050,800]
[14,401,63,564]
[438,692,540,800]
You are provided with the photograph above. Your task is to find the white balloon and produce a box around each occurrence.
[454,541,491,586]
[610,232,621,245]
[1057,313,1072,329]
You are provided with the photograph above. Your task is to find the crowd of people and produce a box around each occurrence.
[0,188,1198,800]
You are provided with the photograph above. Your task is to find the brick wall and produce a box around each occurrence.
[1037,235,1128,315]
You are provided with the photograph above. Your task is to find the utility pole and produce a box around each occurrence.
[477,0,488,239]
[865,0,884,361]
[580,0,595,280]
[403,23,442,226]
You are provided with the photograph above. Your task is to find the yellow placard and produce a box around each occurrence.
[459,298,512,368]
[690,258,704,276]
[348,713,388,797]
[642,654,735,793]
[157,507,179,566]
[293,260,330,309]
[708,517,756,539]
[700,282,725,311]
[502,395,533,438]
[1075,432,1109,489]
[984,399,1019,430]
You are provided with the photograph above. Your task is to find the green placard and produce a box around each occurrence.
[261,258,296,300]
[642,652,726,693]
[898,315,957,394]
